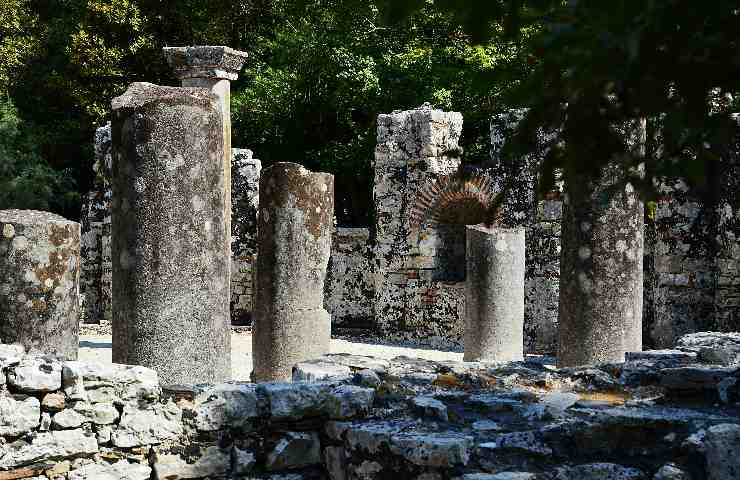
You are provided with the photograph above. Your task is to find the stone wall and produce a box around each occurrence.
[372,104,466,345]
[79,123,112,324]
[489,111,561,355]
[488,111,740,353]
[324,228,374,328]
[0,333,738,479]
[231,149,261,325]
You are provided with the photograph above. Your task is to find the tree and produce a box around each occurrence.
[233,0,531,225]
[377,0,740,364]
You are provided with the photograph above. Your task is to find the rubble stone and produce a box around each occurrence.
[68,459,151,480]
[702,423,740,480]
[676,332,740,366]
[8,358,62,393]
[154,446,231,479]
[0,429,97,468]
[266,432,321,471]
[553,463,646,480]
[111,402,182,447]
[0,395,40,436]
[193,383,259,431]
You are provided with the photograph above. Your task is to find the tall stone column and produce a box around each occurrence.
[464,225,526,362]
[164,46,248,322]
[558,121,646,367]
[0,210,80,359]
[111,82,230,384]
[252,162,334,382]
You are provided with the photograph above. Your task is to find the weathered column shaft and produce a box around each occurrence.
[558,167,644,367]
[0,210,80,359]
[163,47,248,324]
[252,162,334,382]
[465,225,526,362]
[111,82,231,384]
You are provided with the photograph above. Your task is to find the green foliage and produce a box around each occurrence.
[0,97,76,213]
[233,0,530,224]
[380,0,740,204]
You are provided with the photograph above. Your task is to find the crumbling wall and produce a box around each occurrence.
[372,105,466,346]
[0,335,738,480]
[79,123,112,324]
[714,128,740,331]
[489,111,561,354]
[231,149,261,324]
[644,178,717,348]
[324,228,375,328]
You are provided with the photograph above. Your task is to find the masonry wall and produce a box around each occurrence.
[231,149,261,325]
[489,111,561,354]
[324,228,375,329]
[80,123,112,324]
[371,105,467,345]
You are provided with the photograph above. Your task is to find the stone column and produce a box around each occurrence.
[464,225,526,362]
[111,82,230,384]
[0,210,80,359]
[164,46,248,323]
[558,120,646,367]
[252,162,334,382]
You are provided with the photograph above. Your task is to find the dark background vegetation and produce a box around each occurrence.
[2,0,739,223]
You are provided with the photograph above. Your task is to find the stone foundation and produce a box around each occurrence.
[0,332,738,478]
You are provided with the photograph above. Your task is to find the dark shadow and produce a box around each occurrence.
[79,340,112,349]
[331,328,464,353]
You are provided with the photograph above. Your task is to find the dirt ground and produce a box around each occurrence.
[78,331,465,381]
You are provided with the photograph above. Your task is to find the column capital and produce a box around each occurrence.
[163,46,248,81]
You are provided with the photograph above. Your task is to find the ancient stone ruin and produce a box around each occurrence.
[1,40,740,479]
[79,103,740,358]
[0,333,738,478]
